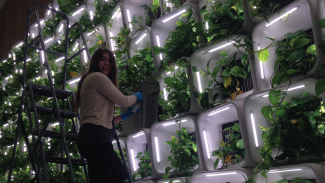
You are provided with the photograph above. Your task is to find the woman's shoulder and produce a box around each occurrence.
[86,72,111,83]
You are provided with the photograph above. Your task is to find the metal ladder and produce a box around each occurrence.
[7,4,91,183]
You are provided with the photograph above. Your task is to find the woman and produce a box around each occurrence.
[75,48,142,182]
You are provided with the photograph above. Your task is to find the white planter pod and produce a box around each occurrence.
[150,115,205,176]
[158,177,187,183]
[244,78,324,165]
[159,0,198,15]
[196,100,257,171]
[106,3,126,52]
[129,28,153,60]
[190,168,253,183]
[254,164,324,183]
[190,36,258,109]
[151,3,200,68]
[127,129,161,180]
[85,0,97,23]
[252,0,324,91]
[159,58,202,116]
[122,0,157,31]
[198,0,255,34]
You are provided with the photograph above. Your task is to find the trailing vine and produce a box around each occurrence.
[132,151,152,181]
[248,0,295,20]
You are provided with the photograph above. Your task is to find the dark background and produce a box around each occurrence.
[0,0,53,60]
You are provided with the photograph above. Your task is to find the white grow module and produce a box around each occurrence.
[150,115,205,176]
[190,168,253,183]
[190,36,258,109]
[83,25,107,64]
[252,0,324,91]
[159,58,202,115]
[196,100,257,171]
[244,78,324,165]
[254,164,324,183]
[151,3,200,67]
[127,129,161,180]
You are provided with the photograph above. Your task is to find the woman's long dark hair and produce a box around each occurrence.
[75,48,117,110]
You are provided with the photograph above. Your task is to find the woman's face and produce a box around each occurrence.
[98,52,111,76]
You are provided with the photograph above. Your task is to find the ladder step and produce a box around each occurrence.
[32,106,78,118]
[46,157,87,165]
[34,131,78,141]
[26,83,73,99]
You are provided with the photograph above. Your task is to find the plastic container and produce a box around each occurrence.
[150,115,205,176]
[244,78,324,165]
[196,100,257,171]
[252,0,324,91]
[190,36,258,109]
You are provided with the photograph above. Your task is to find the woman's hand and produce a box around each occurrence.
[120,107,141,121]
[134,92,143,103]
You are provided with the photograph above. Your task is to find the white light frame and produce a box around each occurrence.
[268,168,303,173]
[41,51,45,63]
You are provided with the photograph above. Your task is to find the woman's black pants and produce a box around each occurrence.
[77,143,128,183]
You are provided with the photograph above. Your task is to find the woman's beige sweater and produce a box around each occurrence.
[79,72,137,129]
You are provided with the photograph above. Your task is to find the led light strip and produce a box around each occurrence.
[41,51,45,63]
[35,20,44,27]
[196,72,202,93]
[59,24,64,32]
[72,7,84,16]
[250,113,259,147]
[208,107,230,116]
[162,9,186,22]
[15,42,23,48]
[262,85,305,97]
[131,148,136,171]
[268,168,302,173]
[112,9,120,19]
[89,10,94,20]
[73,43,79,51]
[208,41,235,52]
[47,7,51,15]
[266,7,298,27]
[127,8,132,30]
[257,46,264,80]
[132,132,145,138]
[44,38,53,44]
[52,122,59,127]
[156,35,163,60]
[206,172,237,177]
[203,130,210,159]
[110,31,114,51]
[87,31,95,36]
[205,21,209,30]
[69,78,80,84]
[162,119,187,126]
[55,57,65,62]
[155,137,160,163]
[83,50,88,62]
[135,33,147,44]
[164,87,168,100]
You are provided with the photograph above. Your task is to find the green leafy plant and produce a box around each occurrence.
[314,19,325,97]
[158,58,191,121]
[137,0,161,27]
[246,91,325,182]
[270,30,316,86]
[132,151,152,181]
[201,0,244,44]
[57,0,84,15]
[248,0,294,20]
[211,123,245,169]
[163,125,199,183]
[162,0,184,14]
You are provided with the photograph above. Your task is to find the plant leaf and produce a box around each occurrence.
[258,49,269,63]
[223,76,232,88]
[261,106,273,121]
[236,139,244,149]
[139,4,149,10]
[294,38,310,48]
[315,78,325,96]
